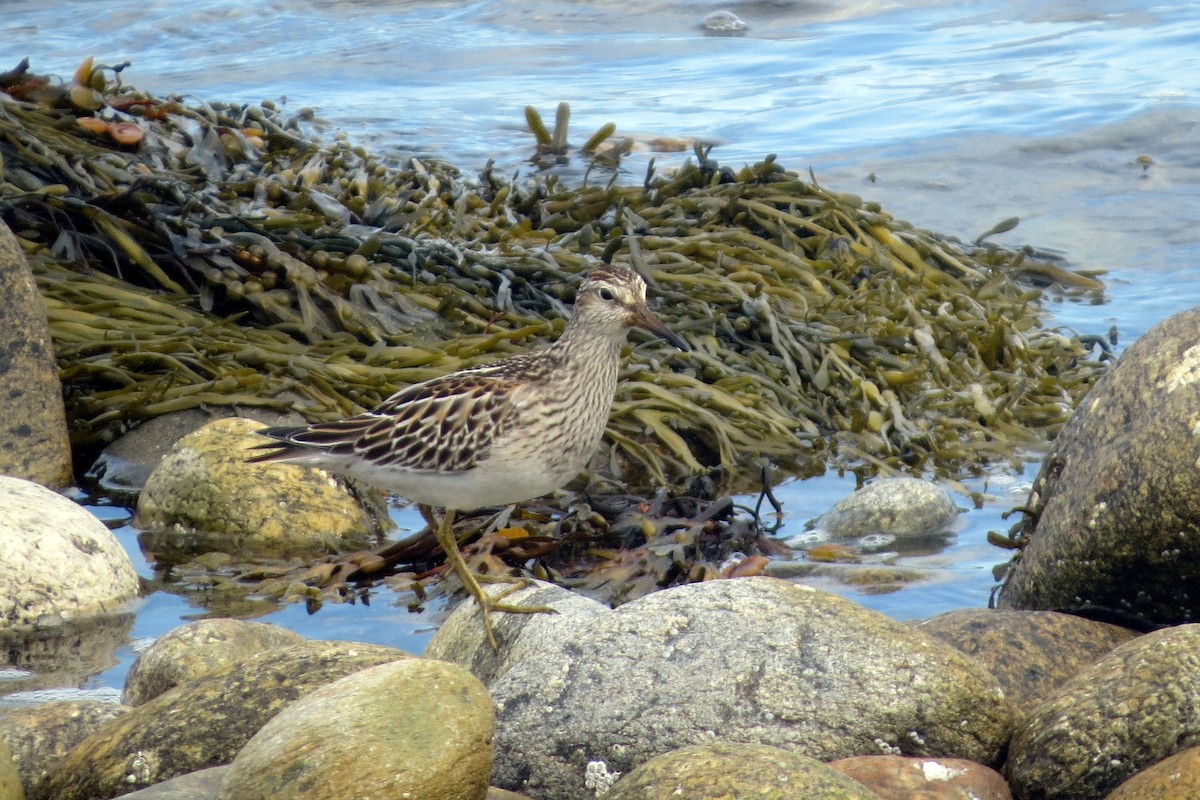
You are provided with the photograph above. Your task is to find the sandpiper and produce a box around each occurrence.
[250,265,688,646]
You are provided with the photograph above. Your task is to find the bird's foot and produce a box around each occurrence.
[470,579,557,649]
[431,507,558,649]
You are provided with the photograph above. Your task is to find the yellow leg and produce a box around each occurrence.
[424,505,556,649]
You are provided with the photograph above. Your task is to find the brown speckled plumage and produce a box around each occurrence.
[251,265,687,511]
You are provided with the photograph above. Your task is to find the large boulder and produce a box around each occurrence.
[998,307,1200,627]
[913,608,1137,721]
[1008,624,1200,800]
[217,659,494,800]
[477,577,1012,800]
[0,476,139,628]
[0,219,72,488]
[40,640,408,800]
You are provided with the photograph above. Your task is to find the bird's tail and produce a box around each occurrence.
[246,420,373,464]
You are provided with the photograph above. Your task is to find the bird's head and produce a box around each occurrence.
[576,266,689,351]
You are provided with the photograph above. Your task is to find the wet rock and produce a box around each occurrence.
[123,619,305,705]
[831,755,1012,800]
[134,417,386,557]
[1008,624,1200,800]
[488,577,1013,800]
[0,476,139,628]
[0,701,129,800]
[810,477,959,541]
[217,659,493,800]
[40,640,408,800]
[87,410,221,496]
[1104,745,1200,799]
[913,608,1137,721]
[606,742,879,799]
[0,219,72,489]
[424,580,608,686]
[998,307,1200,627]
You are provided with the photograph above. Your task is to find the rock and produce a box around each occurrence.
[217,659,494,800]
[117,766,228,799]
[606,742,879,800]
[809,477,959,541]
[123,619,305,705]
[423,581,608,686]
[39,640,409,800]
[134,417,387,557]
[0,701,129,800]
[488,577,1013,800]
[998,307,1200,627]
[87,410,218,496]
[831,755,1012,800]
[0,476,139,628]
[1007,624,1200,800]
[913,609,1137,721]
[1104,746,1200,799]
[0,738,24,800]
[0,219,72,488]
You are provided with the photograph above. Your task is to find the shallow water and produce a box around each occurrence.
[4,0,1200,697]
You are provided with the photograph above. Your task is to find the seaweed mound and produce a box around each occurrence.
[1,58,1107,491]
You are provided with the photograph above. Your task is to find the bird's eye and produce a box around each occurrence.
[599,287,616,301]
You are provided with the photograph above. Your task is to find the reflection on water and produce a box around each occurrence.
[0,613,135,701]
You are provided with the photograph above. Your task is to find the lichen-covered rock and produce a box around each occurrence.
[0,702,130,800]
[1008,625,1200,800]
[488,577,1013,800]
[913,609,1137,721]
[0,476,139,628]
[217,659,493,800]
[0,219,72,489]
[998,307,1200,627]
[135,417,386,556]
[40,640,408,800]
[123,619,304,705]
[606,742,880,800]
[831,755,1012,800]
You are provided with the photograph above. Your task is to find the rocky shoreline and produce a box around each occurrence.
[7,300,1200,799]
[6,57,1200,800]
[1,572,1194,800]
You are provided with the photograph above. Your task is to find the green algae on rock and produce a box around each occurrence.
[1,58,1107,492]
